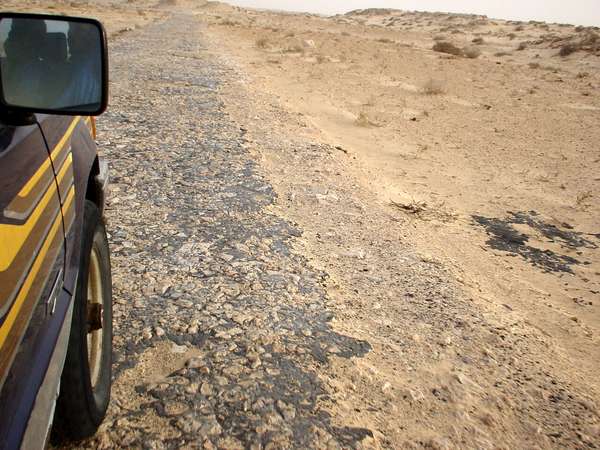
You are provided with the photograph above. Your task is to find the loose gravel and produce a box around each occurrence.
[83,12,372,450]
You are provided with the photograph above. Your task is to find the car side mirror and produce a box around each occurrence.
[0,12,108,116]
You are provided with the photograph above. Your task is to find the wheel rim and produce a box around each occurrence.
[87,246,104,389]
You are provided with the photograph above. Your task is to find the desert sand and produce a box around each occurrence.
[195,3,600,447]
[198,2,600,375]
[3,0,600,448]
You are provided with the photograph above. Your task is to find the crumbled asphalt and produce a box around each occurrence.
[83,12,372,449]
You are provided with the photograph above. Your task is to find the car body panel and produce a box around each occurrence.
[0,119,68,447]
[38,115,97,294]
[20,291,74,450]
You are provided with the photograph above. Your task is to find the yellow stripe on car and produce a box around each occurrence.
[3,168,55,221]
[50,117,79,162]
[57,153,74,185]
[14,159,53,199]
[0,207,63,348]
[14,116,79,200]
[0,182,60,272]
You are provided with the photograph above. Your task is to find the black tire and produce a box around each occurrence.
[52,200,112,441]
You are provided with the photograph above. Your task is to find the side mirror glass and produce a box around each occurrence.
[0,13,108,116]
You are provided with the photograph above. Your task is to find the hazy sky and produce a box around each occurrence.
[227,1,600,26]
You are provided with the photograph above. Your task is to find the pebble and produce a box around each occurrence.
[186,357,205,369]
[171,343,188,354]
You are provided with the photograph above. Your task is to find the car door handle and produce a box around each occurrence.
[46,268,63,316]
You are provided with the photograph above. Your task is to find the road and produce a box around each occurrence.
[74,8,599,450]
[85,11,371,450]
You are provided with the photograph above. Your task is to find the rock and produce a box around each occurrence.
[171,343,188,354]
[143,439,168,450]
[424,437,453,450]
[176,415,202,434]
[199,415,223,436]
[200,382,214,396]
[276,400,296,421]
[215,330,232,340]
[216,437,244,450]
[142,327,153,340]
[338,248,366,259]
[214,376,229,386]
[401,388,425,402]
[222,364,244,377]
[155,326,166,337]
[186,357,205,369]
[162,401,189,416]
[326,439,342,450]
[185,382,200,394]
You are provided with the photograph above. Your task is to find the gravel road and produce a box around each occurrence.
[81,12,371,450]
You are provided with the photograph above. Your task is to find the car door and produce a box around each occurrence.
[37,114,83,295]
[0,119,67,446]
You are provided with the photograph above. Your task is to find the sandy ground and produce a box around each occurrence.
[191,2,600,448]
[196,1,600,388]
[195,3,600,343]
[3,0,600,448]
[3,0,167,38]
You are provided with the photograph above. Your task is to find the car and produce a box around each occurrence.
[0,12,112,448]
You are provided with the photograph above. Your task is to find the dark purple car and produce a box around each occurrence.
[0,12,112,448]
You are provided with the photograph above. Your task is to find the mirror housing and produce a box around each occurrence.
[0,12,108,116]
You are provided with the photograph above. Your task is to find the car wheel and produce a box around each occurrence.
[52,200,112,441]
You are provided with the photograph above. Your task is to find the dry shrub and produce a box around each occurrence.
[220,19,238,26]
[432,41,462,56]
[472,37,485,44]
[354,111,372,127]
[433,35,447,41]
[390,199,427,215]
[580,31,599,46]
[255,37,269,49]
[507,32,516,40]
[494,51,510,57]
[463,46,481,58]
[514,25,524,31]
[528,62,540,69]
[377,37,394,44]
[315,54,327,64]
[576,191,593,208]
[363,95,376,107]
[517,42,527,51]
[283,44,304,54]
[576,71,589,78]
[421,78,444,95]
[559,43,578,56]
